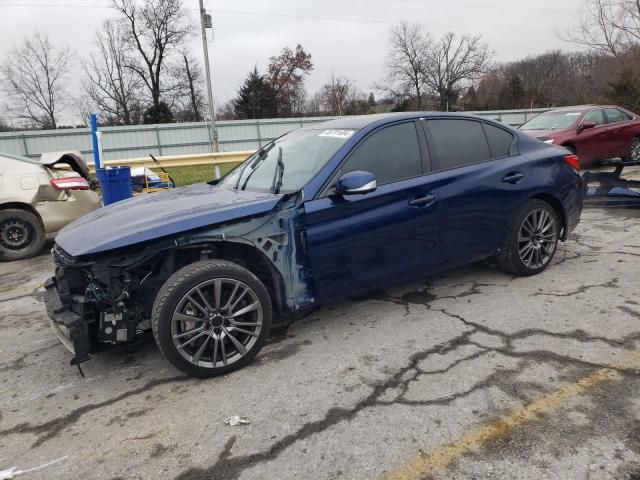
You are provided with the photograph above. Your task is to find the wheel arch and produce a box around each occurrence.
[167,240,288,316]
[528,193,568,241]
[0,202,43,222]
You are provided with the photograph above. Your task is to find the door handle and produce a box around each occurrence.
[408,194,436,208]
[502,172,524,184]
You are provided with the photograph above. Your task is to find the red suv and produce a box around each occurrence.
[520,105,640,167]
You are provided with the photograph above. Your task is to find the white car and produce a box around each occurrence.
[0,151,101,261]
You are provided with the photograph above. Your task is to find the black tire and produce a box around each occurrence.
[498,200,560,277]
[152,260,272,378]
[624,137,640,164]
[0,209,46,262]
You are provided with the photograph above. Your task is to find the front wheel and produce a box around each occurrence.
[152,260,272,378]
[498,200,560,276]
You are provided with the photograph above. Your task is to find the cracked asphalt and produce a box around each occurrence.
[1,200,640,479]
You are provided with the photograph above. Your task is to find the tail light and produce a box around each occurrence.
[50,176,90,190]
[563,154,580,171]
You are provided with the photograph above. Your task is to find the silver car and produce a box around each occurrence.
[0,151,101,261]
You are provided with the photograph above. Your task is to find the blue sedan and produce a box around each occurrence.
[45,112,583,377]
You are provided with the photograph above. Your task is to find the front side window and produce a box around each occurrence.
[582,109,606,126]
[219,128,354,194]
[427,119,491,171]
[340,122,422,185]
[604,108,630,124]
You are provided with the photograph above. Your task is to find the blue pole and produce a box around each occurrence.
[90,114,101,169]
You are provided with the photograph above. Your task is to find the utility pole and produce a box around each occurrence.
[199,0,219,152]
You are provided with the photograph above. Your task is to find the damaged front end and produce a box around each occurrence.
[45,244,152,366]
[44,192,315,368]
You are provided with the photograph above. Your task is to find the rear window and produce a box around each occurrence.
[0,152,39,164]
[483,123,515,159]
[426,119,491,171]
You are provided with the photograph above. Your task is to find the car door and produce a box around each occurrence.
[303,121,442,303]
[421,118,532,267]
[575,108,609,163]
[603,108,635,158]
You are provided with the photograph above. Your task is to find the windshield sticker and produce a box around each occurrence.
[319,129,355,139]
[565,113,581,116]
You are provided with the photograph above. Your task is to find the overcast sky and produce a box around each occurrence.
[0,0,585,123]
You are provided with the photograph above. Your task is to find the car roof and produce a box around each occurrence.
[301,111,497,131]
[0,152,39,164]
[546,105,626,113]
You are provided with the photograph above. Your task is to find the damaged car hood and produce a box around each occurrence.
[56,183,282,256]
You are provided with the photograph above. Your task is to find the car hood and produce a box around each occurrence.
[56,183,282,257]
[520,129,566,139]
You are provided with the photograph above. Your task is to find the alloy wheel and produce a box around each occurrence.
[0,219,32,251]
[171,278,263,369]
[630,139,640,164]
[517,208,557,269]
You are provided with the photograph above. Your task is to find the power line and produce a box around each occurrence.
[392,0,574,15]
[0,1,558,32]
[210,8,556,32]
[0,0,575,15]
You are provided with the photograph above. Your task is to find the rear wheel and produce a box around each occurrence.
[498,200,559,276]
[152,260,272,378]
[624,137,640,164]
[0,209,46,262]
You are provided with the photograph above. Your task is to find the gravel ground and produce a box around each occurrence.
[1,196,639,479]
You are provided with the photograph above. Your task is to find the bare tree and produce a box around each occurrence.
[111,0,192,111]
[567,0,626,57]
[171,51,206,122]
[0,31,73,129]
[381,22,430,108]
[618,0,640,43]
[304,91,325,116]
[423,32,494,111]
[82,19,142,125]
[322,73,353,115]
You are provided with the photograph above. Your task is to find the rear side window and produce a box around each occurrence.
[426,119,491,170]
[605,108,631,124]
[483,123,515,159]
[341,122,422,185]
[583,109,606,126]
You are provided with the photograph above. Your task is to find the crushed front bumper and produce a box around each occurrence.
[44,277,92,365]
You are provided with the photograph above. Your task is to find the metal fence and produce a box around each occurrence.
[0,108,554,161]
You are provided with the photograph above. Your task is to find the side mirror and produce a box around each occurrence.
[335,171,377,196]
[579,121,596,132]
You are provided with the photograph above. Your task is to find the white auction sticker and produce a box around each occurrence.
[318,129,355,139]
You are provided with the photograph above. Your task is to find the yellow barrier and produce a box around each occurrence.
[88,150,254,172]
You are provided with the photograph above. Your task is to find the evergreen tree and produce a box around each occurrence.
[609,67,640,113]
[233,67,277,119]
[498,75,525,109]
[143,101,174,124]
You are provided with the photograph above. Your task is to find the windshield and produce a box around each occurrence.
[520,111,582,131]
[219,128,355,194]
